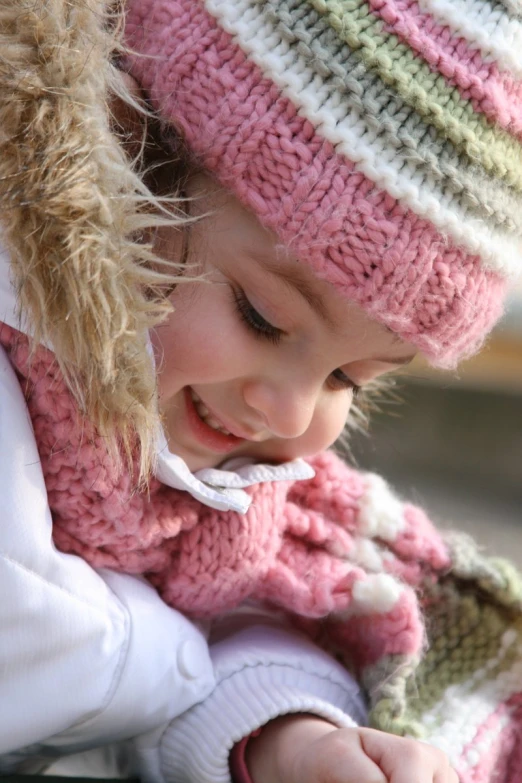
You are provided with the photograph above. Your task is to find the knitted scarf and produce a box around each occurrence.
[3,321,522,782]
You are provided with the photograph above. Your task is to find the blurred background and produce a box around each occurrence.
[346,281,522,564]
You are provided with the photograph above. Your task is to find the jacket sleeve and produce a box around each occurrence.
[133,609,367,783]
[0,345,366,781]
[0,346,215,766]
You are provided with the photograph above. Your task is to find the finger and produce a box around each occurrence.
[386,754,457,783]
[434,763,460,783]
[298,731,387,783]
[310,745,388,783]
[359,729,452,783]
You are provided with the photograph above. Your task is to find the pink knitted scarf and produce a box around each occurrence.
[0,323,447,660]
[5,322,522,782]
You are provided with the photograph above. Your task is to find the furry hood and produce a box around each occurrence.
[0,0,177,477]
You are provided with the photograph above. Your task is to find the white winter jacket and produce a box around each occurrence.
[0,244,366,782]
[0,1,365,772]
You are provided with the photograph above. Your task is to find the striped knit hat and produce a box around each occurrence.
[124,0,522,367]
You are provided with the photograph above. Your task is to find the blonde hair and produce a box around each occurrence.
[0,0,190,483]
[0,0,395,487]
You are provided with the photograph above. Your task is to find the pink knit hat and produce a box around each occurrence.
[123,0,522,367]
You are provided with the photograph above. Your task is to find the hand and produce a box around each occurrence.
[246,715,458,783]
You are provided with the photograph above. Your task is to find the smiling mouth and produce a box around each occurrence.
[184,387,245,453]
[190,388,232,435]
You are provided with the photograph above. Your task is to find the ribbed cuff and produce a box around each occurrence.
[150,625,367,783]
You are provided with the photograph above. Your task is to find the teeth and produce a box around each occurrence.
[190,389,232,436]
[196,400,209,418]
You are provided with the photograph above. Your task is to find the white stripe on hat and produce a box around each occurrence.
[419,0,522,77]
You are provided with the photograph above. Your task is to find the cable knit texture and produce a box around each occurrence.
[3,321,522,782]
[121,0,522,368]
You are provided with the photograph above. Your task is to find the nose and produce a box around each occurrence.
[242,377,319,440]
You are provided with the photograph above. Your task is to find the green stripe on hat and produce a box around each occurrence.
[311,0,522,189]
[270,0,522,233]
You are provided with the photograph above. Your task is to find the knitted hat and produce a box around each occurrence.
[124,0,522,368]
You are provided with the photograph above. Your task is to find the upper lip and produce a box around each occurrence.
[192,390,262,442]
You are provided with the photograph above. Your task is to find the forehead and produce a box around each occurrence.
[244,245,334,326]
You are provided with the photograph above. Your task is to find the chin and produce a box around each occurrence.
[179,452,220,472]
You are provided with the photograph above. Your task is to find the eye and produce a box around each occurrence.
[232,288,283,346]
[327,368,361,396]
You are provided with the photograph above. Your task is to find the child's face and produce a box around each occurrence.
[151,178,415,471]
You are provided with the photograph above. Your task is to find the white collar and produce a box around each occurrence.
[155,425,314,513]
[1,236,315,513]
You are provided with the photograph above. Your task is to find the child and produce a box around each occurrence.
[0,0,521,782]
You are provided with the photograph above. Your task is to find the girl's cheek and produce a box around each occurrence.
[155,290,252,389]
[311,401,351,452]
[157,328,231,389]
[283,395,352,459]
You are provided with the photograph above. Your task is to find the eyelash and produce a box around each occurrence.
[232,288,283,345]
[328,369,361,397]
[232,288,360,396]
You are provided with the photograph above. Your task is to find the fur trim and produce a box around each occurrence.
[0,0,184,479]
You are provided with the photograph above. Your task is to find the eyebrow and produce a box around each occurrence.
[371,354,415,366]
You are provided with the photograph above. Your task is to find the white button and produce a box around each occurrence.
[177,639,208,680]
